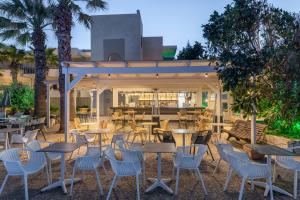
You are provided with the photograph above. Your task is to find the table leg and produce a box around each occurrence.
[182,135,185,147]
[5,132,8,150]
[250,155,292,199]
[145,153,173,194]
[41,153,81,193]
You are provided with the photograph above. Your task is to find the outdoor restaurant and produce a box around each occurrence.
[0,0,300,200]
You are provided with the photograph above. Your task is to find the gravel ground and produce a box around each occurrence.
[0,132,297,200]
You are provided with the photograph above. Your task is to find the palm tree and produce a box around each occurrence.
[52,0,107,131]
[0,0,53,117]
[0,45,27,84]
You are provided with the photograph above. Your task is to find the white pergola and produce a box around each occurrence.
[61,60,223,142]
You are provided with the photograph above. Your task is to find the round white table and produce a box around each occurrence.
[172,128,193,147]
[142,122,158,142]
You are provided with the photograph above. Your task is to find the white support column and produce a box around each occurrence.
[64,74,70,142]
[89,90,94,117]
[74,88,77,115]
[96,89,100,127]
[46,83,51,128]
[251,104,257,144]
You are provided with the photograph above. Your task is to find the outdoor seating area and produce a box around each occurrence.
[0,117,299,200]
[0,0,299,199]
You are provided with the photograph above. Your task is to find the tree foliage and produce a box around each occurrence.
[203,0,300,137]
[177,41,207,60]
[7,83,34,112]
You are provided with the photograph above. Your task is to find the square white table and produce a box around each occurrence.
[247,144,298,200]
[142,143,176,194]
[172,128,193,147]
[84,128,110,153]
[38,142,80,193]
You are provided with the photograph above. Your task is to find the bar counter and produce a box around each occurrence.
[111,107,205,115]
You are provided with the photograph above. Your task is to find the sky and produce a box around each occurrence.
[46,0,300,52]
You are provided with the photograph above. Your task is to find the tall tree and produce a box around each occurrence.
[51,0,107,131]
[203,0,297,143]
[177,41,207,60]
[0,0,53,117]
[0,45,27,84]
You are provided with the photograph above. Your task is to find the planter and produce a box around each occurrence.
[243,144,265,160]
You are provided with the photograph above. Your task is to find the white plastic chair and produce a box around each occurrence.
[275,146,300,199]
[70,155,105,196]
[213,143,233,175]
[223,149,273,200]
[0,148,49,200]
[26,140,61,183]
[173,144,208,195]
[105,147,142,200]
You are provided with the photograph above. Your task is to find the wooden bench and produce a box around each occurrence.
[223,120,267,148]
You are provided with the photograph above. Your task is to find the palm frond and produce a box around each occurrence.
[16,32,30,46]
[77,12,92,29]
[0,29,21,40]
[85,0,107,11]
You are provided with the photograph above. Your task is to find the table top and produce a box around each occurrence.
[172,129,193,134]
[38,142,80,153]
[85,128,110,134]
[142,122,158,126]
[0,127,23,133]
[246,144,297,156]
[142,143,176,153]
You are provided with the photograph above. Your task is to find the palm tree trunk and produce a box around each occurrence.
[10,64,18,84]
[54,0,75,131]
[32,28,47,117]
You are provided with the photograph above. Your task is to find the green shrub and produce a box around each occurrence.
[6,83,34,113]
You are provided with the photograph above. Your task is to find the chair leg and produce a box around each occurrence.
[294,170,298,199]
[213,159,221,175]
[106,175,117,200]
[250,179,254,191]
[142,159,146,185]
[207,144,215,161]
[45,165,50,185]
[238,177,247,200]
[95,168,103,195]
[268,176,274,200]
[70,166,76,196]
[196,168,208,195]
[136,174,140,200]
[273,162,277,182]
[223,167,232,191]
[0,175,8,195]
[175,168,180,195]
[24,175,29,200]
[102,164,108,176]
[49,161,53,184]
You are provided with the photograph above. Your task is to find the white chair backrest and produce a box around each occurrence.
[27,149,47,169]
[216,143,233,162]
[74,133,88,145]
[120,149,142,169]
[194,144,208,166]
[224,149,250,174]
[75,156,99,170]
[23,130,38,143]
[0,148,23,174]
[26,140,41,151]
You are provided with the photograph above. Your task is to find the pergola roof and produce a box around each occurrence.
[61,60,219,89]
